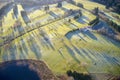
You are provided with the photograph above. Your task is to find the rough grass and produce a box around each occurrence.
[75,0,105,10]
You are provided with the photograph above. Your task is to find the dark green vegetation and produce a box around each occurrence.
[92,0,120,14]
[67,70,92,80]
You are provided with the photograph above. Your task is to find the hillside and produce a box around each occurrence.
[0,0,120,80]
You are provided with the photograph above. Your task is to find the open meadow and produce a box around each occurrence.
[0,0,120,79]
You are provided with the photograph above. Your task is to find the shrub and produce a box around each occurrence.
[77,3,84,8]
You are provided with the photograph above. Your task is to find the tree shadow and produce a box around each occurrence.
[75,30,87,41]
[87,49,97,60]
[81,30,97,40]
[102,54,120,67]
[92,21,116,35]
[17,26,25,35]
[39,29,55,50]
[58,49,65,59]
[64,43,80,63]
[29,41,41,59]
[0,61,41,80]
[18,44,26,59]
[21,38,28,55]
[65,29,87,42]
[100,34,120,47]
[61,7,68,12]
[65,32,73,39]
[72,44,85,58]
[80,49,95,61]
[43,35,55,50]
[21,11,31,24]
[82,16,90,21]
[77,16,86,24]
[49,11,58,18]
[2,3,13,17]
[9,44,17,60]
[13,5,18,19]
[67,70,92,80]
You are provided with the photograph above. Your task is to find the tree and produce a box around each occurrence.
[57,2,62,8]
[77,3,84,8]
[78,10,82,16]
[89,17,99,25]
[44,5,49,12]
[116,3,120,14]
[68,19,71,23]
[73,10,82,19]
[74,14,80,19]
[69,0,76,5]
[94,7,99,16]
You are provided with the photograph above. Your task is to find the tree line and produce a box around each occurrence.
[92,0,120,14]
[0,2,13,18]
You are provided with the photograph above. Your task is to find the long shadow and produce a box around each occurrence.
[21,11,31,24]
[70,22,78,28]
[82,16,89,21]
[18,44,26,59]
[61,7,68,12]
[39,29,55,50]
[0,61,40,80]
[0,48,1,54]
[102,54,120,67]
[80,49,95,61]
[92,21,120,46]
[2,52,9,61]
[64,43,80,63]
[17,26,25,35]
[75,30,87,41]
[92,21,117,35]
[65,29,87,42]
[36,31,46,47]
[9,44,17,60]
[100,34,120,47]
[81,30,97,40]
[87,49,97,60]
[58,50,65,59]
[13,5,18,19]
[3,3,13,17]
[29,41,41,59]
[72,44,85,58]
[21,38,28,55]
[67,70,92,80]
[43,35,55,50]
[65,32,73,39]
[49,11,58,18]
[41,38,50,49]
[67,23,77,29]
[77,16,86,24]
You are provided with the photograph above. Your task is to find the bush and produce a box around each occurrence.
[74,14,80,19]
[108,20,120,33]
[66,70,92,80]
[77,3,84,8]
[57,2,62,8]
[69,0,76,5]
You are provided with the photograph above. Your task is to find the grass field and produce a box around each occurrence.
[0,1,120,76]
[75,0,105,10]
[0,23,120,75]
